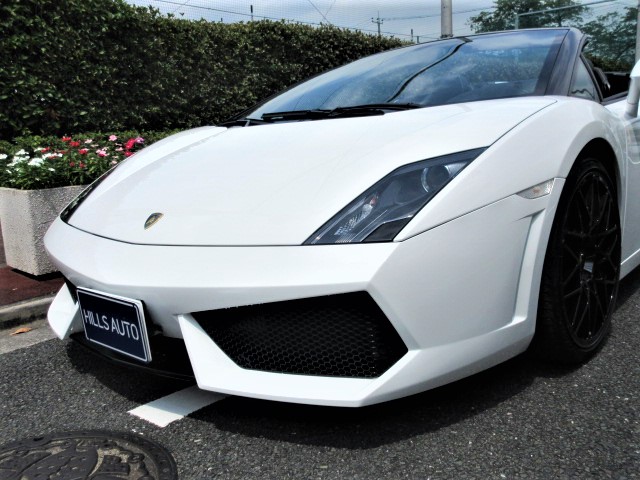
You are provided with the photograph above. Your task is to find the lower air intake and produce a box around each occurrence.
[192,292,407,378]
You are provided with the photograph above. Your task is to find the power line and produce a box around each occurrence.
[149,0,276,20]
[306,0,332,25]
[352,19,375,30]
[382,5,496,22]
[170,0,192,15]
[515,0,625,28]
[142,0,414,38]
[324,0,337,18]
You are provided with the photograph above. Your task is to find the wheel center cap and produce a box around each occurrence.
[581,259,595,283]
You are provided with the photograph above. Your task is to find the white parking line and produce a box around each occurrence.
[129,386,226,427]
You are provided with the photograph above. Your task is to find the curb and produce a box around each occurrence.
[0,295,54,330]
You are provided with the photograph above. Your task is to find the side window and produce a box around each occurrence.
[570,59,598,101]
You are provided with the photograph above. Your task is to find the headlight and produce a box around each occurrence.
[305,148,485,244]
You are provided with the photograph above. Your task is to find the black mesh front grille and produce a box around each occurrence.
[192,292,407,378]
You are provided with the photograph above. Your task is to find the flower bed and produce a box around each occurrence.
[0,131,175,190]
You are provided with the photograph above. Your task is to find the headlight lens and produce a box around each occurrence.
[305,148,485,244]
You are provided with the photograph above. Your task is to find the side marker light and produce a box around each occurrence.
[517,179,555,199]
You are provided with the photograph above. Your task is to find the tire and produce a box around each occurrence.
[532,156,621,363]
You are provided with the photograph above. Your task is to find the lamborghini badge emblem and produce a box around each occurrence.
[144,213,164,230]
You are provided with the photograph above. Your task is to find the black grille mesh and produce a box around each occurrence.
[192,292,407,378]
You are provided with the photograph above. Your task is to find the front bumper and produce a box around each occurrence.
[45,186,561,406]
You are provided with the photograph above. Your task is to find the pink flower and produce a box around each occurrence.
[96,149,107,157]
[62,136,72,142]
[41,147,50,153]
[135,136,144,144]
[115,147,123,152]
[84,139,93,144]
[124,151,133,157]
[110,160,118,165]
[108,135,118,141]
[79,162,86,168]
[78,148,88,155]
[69,141,80,148]
[125,139,136,150]
[69,161,75,167]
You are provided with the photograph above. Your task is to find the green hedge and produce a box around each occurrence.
[0,0,404,141]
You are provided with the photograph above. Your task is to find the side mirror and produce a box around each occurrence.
[626,60,640,118]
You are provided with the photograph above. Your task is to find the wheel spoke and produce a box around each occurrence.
[602,235,620,278]
[592,281,608,318]
[588,294,597,338]
[562,262,581,286]
[587,178,598,234]
[572,292,589,335]
[562,242,581,263]
[593,179,609,230]
[582,176,597,234]
[600,192,613,232]
[593,226,618,239]
[563,229,585,238]
[576,189,590,233]
[593,275,611,305]
[563,286,582,299]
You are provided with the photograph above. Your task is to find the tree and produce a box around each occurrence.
[468,0,586,33]
[582,7,637,71]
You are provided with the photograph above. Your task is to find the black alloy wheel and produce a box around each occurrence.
[533,157,621,363]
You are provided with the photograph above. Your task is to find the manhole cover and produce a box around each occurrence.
[0,430,177,479]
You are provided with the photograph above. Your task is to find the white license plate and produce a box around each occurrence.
[78,288,152,363]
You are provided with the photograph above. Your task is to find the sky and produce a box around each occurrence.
[126,0,635,41]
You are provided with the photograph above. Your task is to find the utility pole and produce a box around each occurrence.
[411,28,414,43]
[636,0,640,63]
[441,0,453,38]
[250,4,254,22]
[372,11,383,37]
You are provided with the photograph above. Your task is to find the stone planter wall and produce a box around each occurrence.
[0,186,86,276]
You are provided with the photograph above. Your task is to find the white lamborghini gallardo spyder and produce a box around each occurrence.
[45,28,640,406]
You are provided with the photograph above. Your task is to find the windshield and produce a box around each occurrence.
[247,29,567,119]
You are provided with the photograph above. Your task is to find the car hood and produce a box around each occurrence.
[67,98,555,246]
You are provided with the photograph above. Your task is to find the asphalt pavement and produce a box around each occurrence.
[1,269,639,479]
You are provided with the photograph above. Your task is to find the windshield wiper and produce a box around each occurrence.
[260,103,422,122]
[219,117,270,127]
[261,109,332,122]
[330,103,422,113]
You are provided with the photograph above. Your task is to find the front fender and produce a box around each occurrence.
[397,97,626,240]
